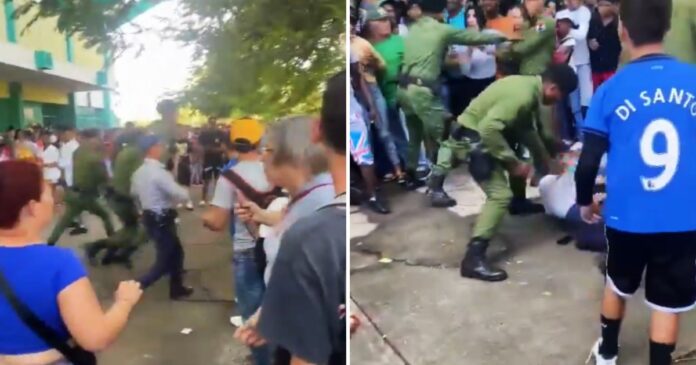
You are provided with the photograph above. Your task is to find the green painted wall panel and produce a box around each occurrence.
[0,99,12,131]
[4,0,16,43]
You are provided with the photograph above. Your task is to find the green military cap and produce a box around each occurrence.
[365,5,389,21]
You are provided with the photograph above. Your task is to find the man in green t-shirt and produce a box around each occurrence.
[367,5,410,171]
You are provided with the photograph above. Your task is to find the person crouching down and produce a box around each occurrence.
[131,135,194,300]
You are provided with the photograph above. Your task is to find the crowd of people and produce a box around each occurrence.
[351,0,695,364]
[350,0,624,215]
[0,70,347,365]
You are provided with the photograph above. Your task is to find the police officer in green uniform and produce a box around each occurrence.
[618,0,694,64]
[397,0,507,189]
[664,0,695,64]
[47,129,115,245]
[85,129,149,268]
[437,65,577,282]
[431,0,559,211]
[502,1,556,76]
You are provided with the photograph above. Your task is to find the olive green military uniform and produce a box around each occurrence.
[85,145,148,264]
[48,145,114,245]
[397,16,506,171]
[496,15,558,193]
[619,0,695,66]
[504,17,556,76]
[502,16,557,137]
[437,76,551,239]
[666,0,696,64]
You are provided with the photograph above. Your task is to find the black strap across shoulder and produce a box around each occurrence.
[0,267,96,365]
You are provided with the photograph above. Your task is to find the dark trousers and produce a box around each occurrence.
[139,210,185,292]
[447,76,495,118]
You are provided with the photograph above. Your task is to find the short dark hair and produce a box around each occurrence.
[80,128,100,139]
[19,130,33,139]
[320,71,346,154]
[542,64,578,96]
[620,0,672,46]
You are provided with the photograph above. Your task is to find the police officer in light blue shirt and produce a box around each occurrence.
[131,135,194,300]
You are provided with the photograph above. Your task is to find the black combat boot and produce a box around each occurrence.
[428,173,456,208]
[460,238,508,282]
[85,240,108,266]
[508,198,545,215]
[170,286,194,300]
[366,191,391,214]
[401,170,425,190]
[105,247,137,269]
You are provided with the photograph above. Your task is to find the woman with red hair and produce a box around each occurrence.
[0,161,143,364]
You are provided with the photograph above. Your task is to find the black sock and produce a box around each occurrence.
[599,315,622,359]
[649,341,675,365]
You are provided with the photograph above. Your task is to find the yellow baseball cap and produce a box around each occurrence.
[229,117,264,145]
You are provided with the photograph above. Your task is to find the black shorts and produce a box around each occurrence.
[606,227,696,312]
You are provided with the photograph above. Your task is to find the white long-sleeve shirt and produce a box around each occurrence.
[556,6,592,66]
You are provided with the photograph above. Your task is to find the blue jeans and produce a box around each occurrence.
[233,250,271,365]
[387,105,409,164]
[569,88,584,140]
[367,83,401,169]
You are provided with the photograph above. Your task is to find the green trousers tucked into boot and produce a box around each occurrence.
[48,190,115,245]
[398,84,448,171]
[85,196,148,266]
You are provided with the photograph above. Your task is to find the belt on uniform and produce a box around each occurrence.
[451,126,482,144]
[69,186,98,196]
[108,190,134,204]
[398,75,441,94]
[143,209,178,223]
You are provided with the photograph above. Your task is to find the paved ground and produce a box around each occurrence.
[48,186,250,365]
[350,171,696,365]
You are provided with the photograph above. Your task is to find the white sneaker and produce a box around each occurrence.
[586,339,617,365]
[199,200,207,207]
[176,203,183,209]
[185,202,194,210]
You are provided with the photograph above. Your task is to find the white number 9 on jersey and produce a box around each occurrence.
[640,118,680,191]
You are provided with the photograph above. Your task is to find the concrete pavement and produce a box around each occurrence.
[350,171,696,364]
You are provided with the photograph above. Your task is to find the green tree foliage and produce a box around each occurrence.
[17,0,345,118]
[175,0,345,118]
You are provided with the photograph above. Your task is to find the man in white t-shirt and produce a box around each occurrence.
[57,126,86,234]
[539,143,606,250]
[58,127,79,188]
[556,0,593,139]
[41,133,61,185]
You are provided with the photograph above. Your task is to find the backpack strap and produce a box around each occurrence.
[0,268,85,364]
[221,169,266,208]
